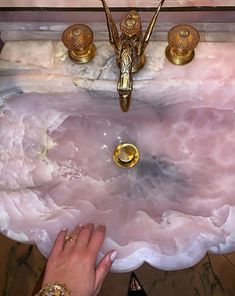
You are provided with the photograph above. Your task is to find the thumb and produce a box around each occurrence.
[94,250,118,294]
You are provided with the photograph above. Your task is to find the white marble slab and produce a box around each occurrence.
[0,39,235,105]
[1,41,54,68]
[1,22,235,43]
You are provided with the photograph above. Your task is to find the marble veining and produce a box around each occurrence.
[1,35,235,272]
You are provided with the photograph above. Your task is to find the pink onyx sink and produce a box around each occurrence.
[1,83,235,271]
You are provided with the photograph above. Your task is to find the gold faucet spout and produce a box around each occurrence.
[101,0,165,112]
[119,92,131,112]
[117,47,133,112]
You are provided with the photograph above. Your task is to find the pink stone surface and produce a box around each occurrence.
[0,37,235,272]
[0,0,233,7]
[0,72,235,271]
[1,11,233,24]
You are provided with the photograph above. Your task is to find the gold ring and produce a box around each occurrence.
[65,234,77,243]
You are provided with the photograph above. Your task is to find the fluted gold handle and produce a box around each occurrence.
[62,24,96,64]
[165,24,200,65]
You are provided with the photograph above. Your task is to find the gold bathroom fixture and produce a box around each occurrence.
[101,0,165,112]
[113,143,140,168]
[165,24,200,65]
[62,24,96,64]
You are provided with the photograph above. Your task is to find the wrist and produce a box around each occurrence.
[35,282,71,296]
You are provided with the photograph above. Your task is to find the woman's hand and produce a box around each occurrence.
[42,223,117,296]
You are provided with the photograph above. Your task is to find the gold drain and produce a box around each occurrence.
[113,143,140,168]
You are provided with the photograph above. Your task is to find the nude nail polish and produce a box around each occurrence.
[110,250,118,262]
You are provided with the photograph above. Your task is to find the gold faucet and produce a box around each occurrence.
[101,0,165,112]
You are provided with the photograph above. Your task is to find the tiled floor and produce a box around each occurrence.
[1,234,235,296]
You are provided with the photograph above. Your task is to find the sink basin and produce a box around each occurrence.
[0,37,235,272]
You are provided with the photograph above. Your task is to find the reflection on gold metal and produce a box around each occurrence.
[101,0,165,112]
[118,91,132,113]
[62,24,96,64]
[65,234,77,243]
[113,143,140,168]
[166,24,200,65]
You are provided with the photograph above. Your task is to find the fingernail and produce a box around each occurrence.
[62,228,67,232]
[110,250,118,262]
[86,223,94,227]
[79,223,84,227]
[98,224,106,230]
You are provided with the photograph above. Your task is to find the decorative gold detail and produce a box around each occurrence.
[113,143,140,168]
[101,0,165,112]
[35,282,71,296]
[62,24,96,64]
[65,234,77,243]
[165,24,200,65]
[120,11,142,37]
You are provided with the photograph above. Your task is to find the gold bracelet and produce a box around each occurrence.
[35,282,71,296]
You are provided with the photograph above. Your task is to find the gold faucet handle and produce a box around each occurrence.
[62,24,96,64]
[165,24,200,65]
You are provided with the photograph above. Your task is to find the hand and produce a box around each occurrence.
[42,223,117,296]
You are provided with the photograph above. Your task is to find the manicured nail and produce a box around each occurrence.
[110,250,118,262]
[98,224,106,231]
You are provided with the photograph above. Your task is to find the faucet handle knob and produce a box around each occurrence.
[62,24,96,64]
[165,24,200,65]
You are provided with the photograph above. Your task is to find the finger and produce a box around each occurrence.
[88,225,106,260]
[94,250,118,294]
[49,228,68,257]
[63,225,84,253]
[76,223,94,249]
[73,223,84,237]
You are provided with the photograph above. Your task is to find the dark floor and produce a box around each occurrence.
[1,234,235,296]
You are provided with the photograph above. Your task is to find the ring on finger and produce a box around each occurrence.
[65,234,77,243]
